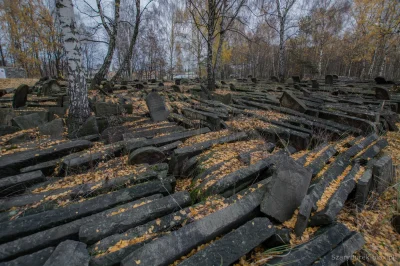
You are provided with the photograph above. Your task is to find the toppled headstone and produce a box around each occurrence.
[375,76,387,85]
[39,118,64,138]
[146,92,170,122]
[1,247,54,266]
[260,155,312,222]
[178,218,275,266]
[279,91,307,113]
[40,79,61,96]
[128,147,165,165]
[94,102,123,117]
[0,170,46,197]
[12,113,45,129]
[355,169,373,209]
[43,240,89,266]
[12,84,29,108]
[268,223,352,265]
[75,116,99,138]
[375,87,390,100]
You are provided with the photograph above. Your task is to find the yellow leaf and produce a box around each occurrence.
[174,216,181,221]
[135,260,141,264]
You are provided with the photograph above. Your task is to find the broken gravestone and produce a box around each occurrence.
[12,113,45,129]
[43,240,90,266]
[260,155,312,222]
[12,84,29,108]
[292,76,301,83]
[145,91,170,122]
[375,76,387,85]
[325,75,333,85]
[375,87,390,100]
[128,147,165,165]
[39,118,64,138]
[271,76,279,83]
[94,102,123,117]
[279,91,307,113]
[40,79,62,96]
[171,85,181,93]
[312,79,319,89]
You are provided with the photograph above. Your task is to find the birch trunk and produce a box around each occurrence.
[56,0,90,133]
[111,0,140,83]
[90,0,120,89]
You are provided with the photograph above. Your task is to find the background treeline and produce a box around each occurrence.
[0,0,399,81]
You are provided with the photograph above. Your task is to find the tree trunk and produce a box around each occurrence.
[0,42,6,66]
[206,0,216,91]
[90,0,120,89]
[278,18,285,82]
[111,0,140,83]
[56,0,90,134]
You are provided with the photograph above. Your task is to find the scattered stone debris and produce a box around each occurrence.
[0,78,398,266]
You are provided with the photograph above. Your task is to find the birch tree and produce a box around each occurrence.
[187,0,246,90]
[56,0,90,132]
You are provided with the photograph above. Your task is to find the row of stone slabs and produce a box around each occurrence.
[0,176,365,266]
[0,129,393,265]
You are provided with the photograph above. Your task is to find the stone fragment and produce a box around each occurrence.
[260,155,312,222]
[38,119,64,138]
[372,155,393,194]
[128,147,165,165]
[279,91,307,113]
[43,240,89,266]
[0,171,46,197]
[146,92,170,122]
[0,247,54,266]
[12,113,44,129]
[375,86,390,100]
[178,218,275,266]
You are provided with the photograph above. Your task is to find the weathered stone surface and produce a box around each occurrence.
[123,125,185,140]
[375,87,390,100]
[170,132,248,175]
[101,125,128,144]
[0,125,19,136]
[355,169,373,209]
[0,196,163,261]
[79,191,191,244]
[178,218,275,266]
[182,108,221,130]
[0,140,92,176]
[12,113,44,129]
[373,155,393,194]
[280,91,307,113]
[317,232,365,266]
[76,116,99,138]
[12,84,29,108]
[294,195,313,237]
[0,109,15,126]
[260,155,312,222]
[0,180,172,243]
[310,164,360,226]
[325,75,333,85]
[43,240,89,266]
[125,128,211,153]
[38,119,64,138]
[94,102,123,117]
[199,157,274,199]
[128,147,165,165]
[146,92,170,122]
[0,247,54,266]
[312,79,319,89]
[121,190,266,266]
[269,223,351,265]
[0,170,46,197]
